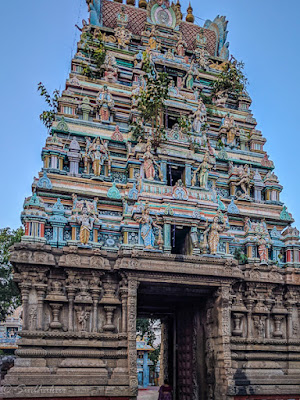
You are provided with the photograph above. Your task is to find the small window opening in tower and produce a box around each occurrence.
[171,226,192,255]
[167,165,185,186]
[167,115,178,129]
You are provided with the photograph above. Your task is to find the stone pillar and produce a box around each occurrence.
[163,223,171,253]
[67,287,75,331]
[245,299,254,339]
[36,287,46,330]
[91,289,100,332]
[185,164,192,187]
[160,160,167,183]
[20,283,31,330]
[287,306,293,339]
[159,318,169,385]
[127,279,139,395]
[120,287,128,333]
[215,285,232,399]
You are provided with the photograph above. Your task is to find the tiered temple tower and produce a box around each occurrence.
[3,1,300,399]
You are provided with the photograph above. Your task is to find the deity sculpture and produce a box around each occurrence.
[77,204,94,245]
[184,60,196,90]
[97,85,114,121]
[222,113,237,145]
[192,98,207,133]
[196,29,207,48]
[195,47,209,71]
[136,203,162,249]
[192,151,213,189]
[168,79,180,97]
[114,26,132,50]
[89,137,110,176]
[214,90,228,108]
[134,50,143,69]
[253,220,271,264]
[176,37,186,57]
[142,139,163,181]
[103,53,118,83]
[258,236,269,264]
[202,215,226,255]
[148,26,160,50]
[76,308,90,331]
[234,165,251,198]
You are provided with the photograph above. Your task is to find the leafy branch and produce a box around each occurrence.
[0,227,23,321]
[212,60,248,98]
[133,52,170,149]
[37,82,60,130]
[81,32,106,78]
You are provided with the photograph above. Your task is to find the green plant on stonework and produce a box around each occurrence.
[200,93,213,105]
[133,52,170,149]
[216,138,224,149]
[178,115,192,134]
[37,83,60,131]
[234,248,248,265]
[212,60,248,98]
[0,227,24,321]
[131,118,145,142]
[81,32,106,79]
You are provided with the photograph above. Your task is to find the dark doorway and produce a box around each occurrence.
[171,226,192,255]
[137,283,211,400]
[167,165,185,186]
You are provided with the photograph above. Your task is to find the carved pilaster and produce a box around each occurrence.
[91,289,100,332]
[127,278,139,395]
[66,287,76,331]
[120,286,128,333]
[19,283,31,330]
[36,286,47,330]
[159,318,169,385]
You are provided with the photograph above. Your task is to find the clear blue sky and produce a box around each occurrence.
[0,0,299,229]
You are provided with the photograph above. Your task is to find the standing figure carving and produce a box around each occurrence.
[89,137,110,177]
[234,165,251,198]
[192,151,213,189]
[142,139,163,181]
[203,215,226,255]
[77,204,94,245]
[192,98,207,133]
[136,204,162,249]
[97,85,114,121]
[184,60,196,90]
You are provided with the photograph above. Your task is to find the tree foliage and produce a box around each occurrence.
[37,83,60,131]
[212,60,248,97]
[0,227,23,322]
[136,318,159,347]
[81,31,106,78]
[133,52,170,148]
[234,248,248,265]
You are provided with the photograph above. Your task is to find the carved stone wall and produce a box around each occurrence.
[1,244,300,399]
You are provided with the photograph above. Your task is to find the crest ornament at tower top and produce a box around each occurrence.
[147,0,182,28]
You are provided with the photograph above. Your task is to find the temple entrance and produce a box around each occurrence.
[171,226,192,255]
[137,282,211,400]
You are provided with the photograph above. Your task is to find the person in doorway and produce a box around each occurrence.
[158,380,172,400]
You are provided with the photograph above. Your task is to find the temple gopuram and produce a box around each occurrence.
[3,0,300,399]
